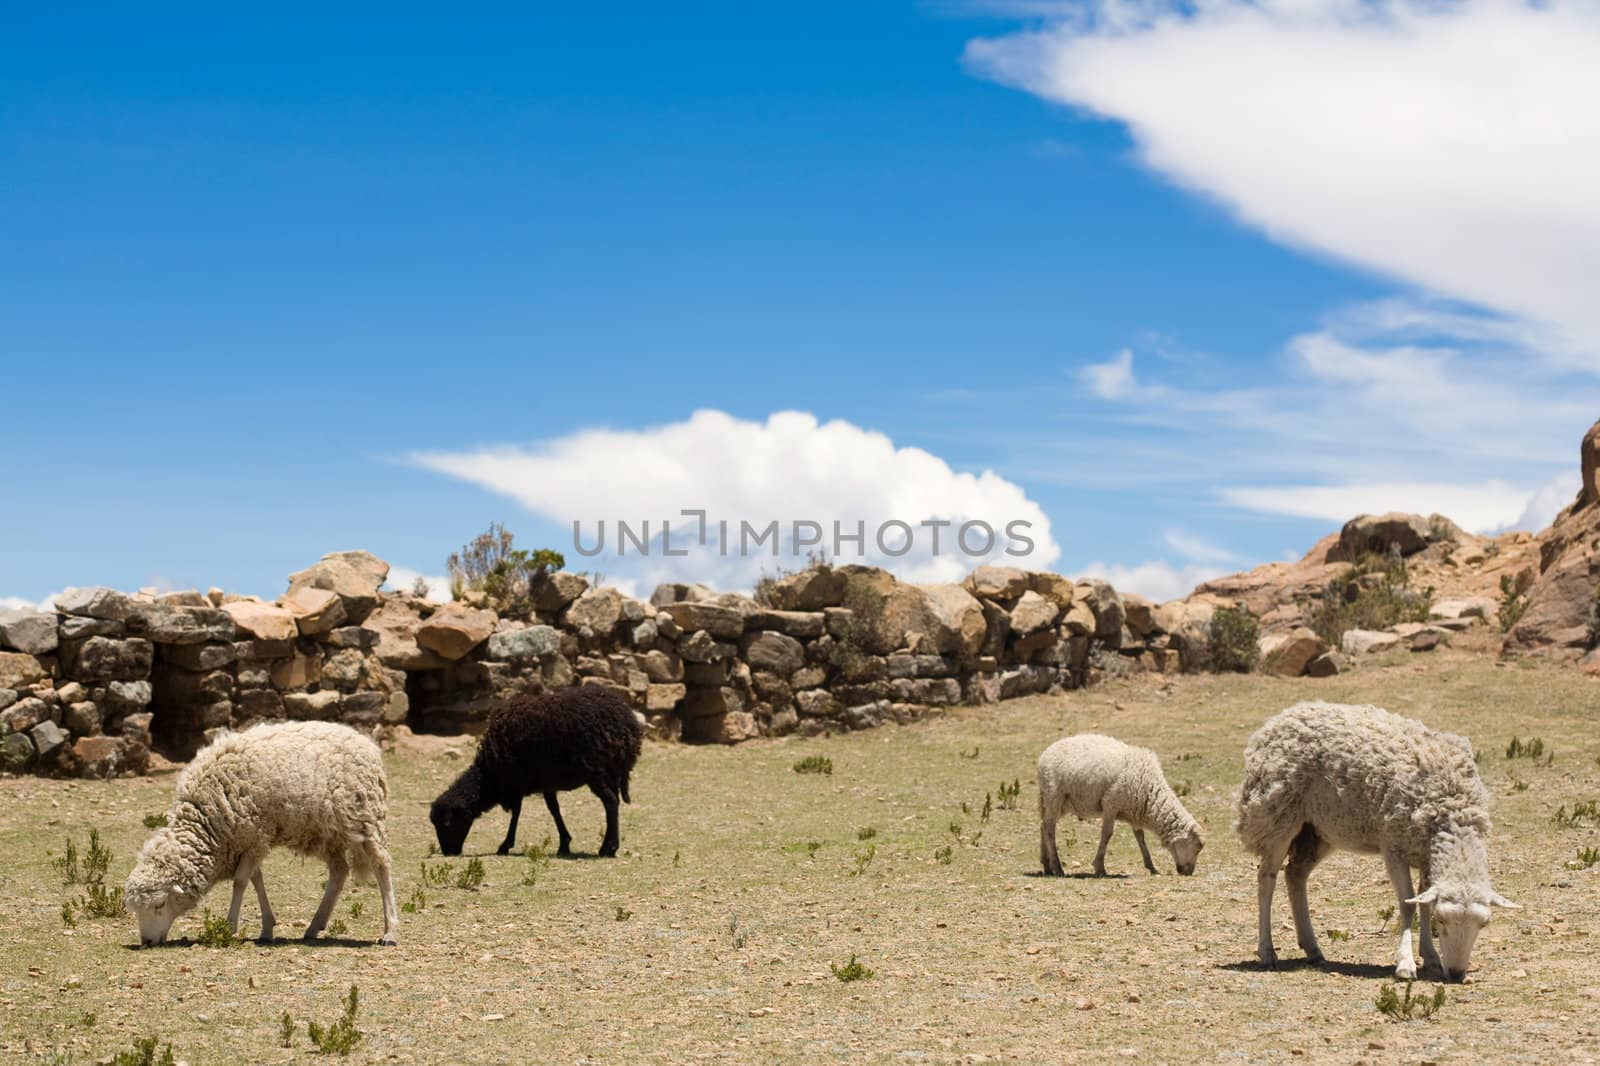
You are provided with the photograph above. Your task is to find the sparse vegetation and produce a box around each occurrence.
[280,1011,296,1048]
[110,1035,177,1066]
[995,778,1021,811]
[1553,800,1600,828]
[830,954,874,983]
[727,913,749,949]
[455,856,486,890]
[1569,846,1599,870]
[856,826,877,841]
[142,812,168,829]
[933,844,953,865]
[793,755,833,776]
[521,840,552,886]
[446,522,566,607]
[1206,605,1260,673]
[1500,571,1533,632]
[194,909,241,947]
[1375,981,1447,1022]
[54,828,120,920]
[614,905,633,921]
[1505,735,1550,762]
[307,985,363,1055]
[1172,779,1193,797]
[400,885,427,914]
[1376,905,1396,932]
[850,844,877,877]
[1325,928,1352,942]
[1306,550,1433,647]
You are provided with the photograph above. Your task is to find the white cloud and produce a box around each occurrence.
[1505,470,1581,533]
[1220,481,1531,534]
[412,410,1060,591]
[1077,558,1226,603]
[383,567,455,603]
[966,0,1600,355]
[1,591,67,612]
[1080,348,1140,399]
[1162,529,1240,565]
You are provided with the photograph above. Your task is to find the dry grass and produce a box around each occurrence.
[3,643,1599,1063]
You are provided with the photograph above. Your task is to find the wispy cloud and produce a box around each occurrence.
[965,0,1600,356]
[1076,558,1226,602]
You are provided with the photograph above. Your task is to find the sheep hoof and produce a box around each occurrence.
[496,845,512,857]
[1304,951,1325,965]
[377,936,397,947]
[1396,962,1417,981]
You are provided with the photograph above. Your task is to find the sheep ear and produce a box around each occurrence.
[1489,891,1521,910]
[1405,887,1439,905]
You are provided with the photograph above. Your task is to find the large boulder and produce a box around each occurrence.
[530,571,590,612]
[54,587,133,622]
[0,609,57,655]
[61,638,152,682]
[124,604,237,645]
[1258,627,1327,677]
[282,586,348,636]
[1007,590,1059,635]
[416,603,497,660]
[964,566,1030,601]
[564,588,625,634]
[763,567,849,611]
[1075,580,1126,642]
[648,582,714,608]
[484,625,561,661]
[741,631,806,677]
[363,598,449,671]
[221,600,298,642]
[1341,629,1401,656]
[286,551,389,624]
[880,583,986,659]
[660,601,746,639]
[1338,513,1434,559]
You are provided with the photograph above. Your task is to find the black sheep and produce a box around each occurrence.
[430,686,643,858]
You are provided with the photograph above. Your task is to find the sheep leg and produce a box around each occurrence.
[1255,840,1291,968]
[227,855,259,936]
[590,782,621,857]
[251,867,276,942]
[1039,816,1065,877]
[1092,815,1116,876]
[305,854,350,941]
[1416,876,1443,977]
[544,792,573,855]
[1133,829,1158,875]
[369,844,398,947]
[497,796,523,856]
[1384,850,1419,980]
[1285,832,1331,964]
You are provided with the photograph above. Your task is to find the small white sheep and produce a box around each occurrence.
[1037,733,1205,877]
[1236,701,1517,981]
[124,720,398,946]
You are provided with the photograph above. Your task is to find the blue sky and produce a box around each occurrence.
[4,1,1597,605]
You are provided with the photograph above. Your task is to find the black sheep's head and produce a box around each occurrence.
[429,795,475,856]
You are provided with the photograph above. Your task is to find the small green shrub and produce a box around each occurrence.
[727,913,749,949]
[996,778,1021,811]
[194,910,240,947]
[110,1035,177,1066]
[1570,846,1600,870]
[793,755,833,776]
[1375,981,1446,1022]
[327,918,348,937]
[81,881,123,919]
[280,1011,296,1048]
[307,985,363,1055]
[1553,800,1600,828]
[455,857,485,891]
[1325,928,1351,942]
[856,826,877,841]
[850,844,877,877]
[1506,735,1551,763]
[1306,552,1432,647]
[1207,606,1260,673]
[419,861,454,888]
[521,840,552,887]
[142,813,168,829]
[1499,572,1531,632]
[1376,905,1395,932]
[614,905,633,921]
[933,844,953,865]
[400,886,427,914]
[61,898,78,928]
[830,954,874,982]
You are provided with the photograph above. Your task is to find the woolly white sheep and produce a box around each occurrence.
[1236,701,1517,981]
[124,721,398,946]
[1037,733,1205,877]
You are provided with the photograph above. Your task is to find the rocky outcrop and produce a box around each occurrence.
[1506,421,1600,659]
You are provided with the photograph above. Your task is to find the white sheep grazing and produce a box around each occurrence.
[1236,701,1517,982]
[124,720,398,947]
[1037,734,1205,877]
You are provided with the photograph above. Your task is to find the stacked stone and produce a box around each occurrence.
[5,552,1199,777]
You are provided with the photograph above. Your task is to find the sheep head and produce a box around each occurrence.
[123,831,205,946]
[1407,883,1519,981]
[1167,830,1205,876]
[429,794,476,856]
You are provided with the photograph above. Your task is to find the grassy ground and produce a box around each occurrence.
[3,641,1599,1064]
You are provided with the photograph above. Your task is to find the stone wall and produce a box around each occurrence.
[0,552,1191,778]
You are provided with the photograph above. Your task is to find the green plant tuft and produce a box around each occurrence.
[793,755,833,776]
[830,954,874,982]
[307,985,363,1055]
[1375,980,1446,1022]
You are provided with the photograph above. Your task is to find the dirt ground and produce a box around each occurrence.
[3,640,1598,1064]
